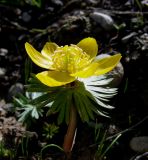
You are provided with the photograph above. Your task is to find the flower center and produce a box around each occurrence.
[51,45,90,73]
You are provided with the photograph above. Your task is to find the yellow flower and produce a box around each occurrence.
[25,37,121,87]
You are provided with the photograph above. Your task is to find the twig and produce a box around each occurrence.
[89,115,148,149]
[111,11,145,15]
[2,17,27,31]
[106,115,148,141]
[92,8,148,16]
[134,152,148,160]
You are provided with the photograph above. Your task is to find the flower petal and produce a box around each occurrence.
[41,42,58,59]
[25,42,52,69]
[71,54,121,78]
[71,63,100,78]
[77,37,98,58]
[94,54,122,76]
[36,71,76,87]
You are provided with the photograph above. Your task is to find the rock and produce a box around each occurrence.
[21,12,31,22]
[0,116,26,142]
[8,83,24,101]
[130,136,148,153]
[51,0,63,6]
[3,103,14,112]
[90,11,115,31]
[85,0,98,5]
[107,62,124,87]
[0,99,6,116]
[141,0,148,6]
[14,8,22,16]
[0,48,8,56]
[139,33,148,50]
[0,99,5,108]
[108,124,120,135]
[0,68,6,77]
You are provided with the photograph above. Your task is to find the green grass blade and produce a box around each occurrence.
[101,133,122,158]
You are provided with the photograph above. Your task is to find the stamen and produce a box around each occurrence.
[51,45,90,73]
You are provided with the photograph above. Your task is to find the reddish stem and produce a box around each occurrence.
[63,105,77,155]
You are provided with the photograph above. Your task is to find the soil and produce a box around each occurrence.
[0,0,148,160]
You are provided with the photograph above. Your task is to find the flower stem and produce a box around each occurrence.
[63,105,77,157]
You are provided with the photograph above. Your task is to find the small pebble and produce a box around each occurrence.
[0,68,6,77]
[0,48,8,56]
[22,12,31,22]
[90,11,114,31]
[3,103,14,112]
[51,0,63,6]
[8,83,24,101]
[130,136,148,153]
